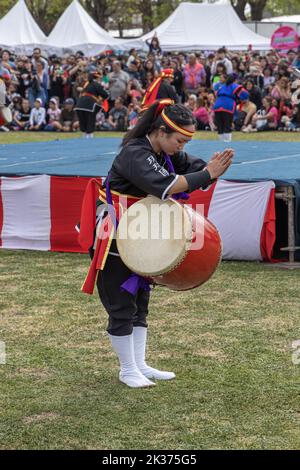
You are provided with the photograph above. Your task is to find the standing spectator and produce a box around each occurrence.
[126,48,139,68]
[36,61,48,103]
[28,61,47,107]
[211,63,227,86]
[183,54,206,95]
[205,53,215,88]
[17,59,32,98]
[29,97,46,131]
[49,62,65,104]
[140,59,157,88]
[211,48,233,76]
[31,47,49,85]
[1,50,16,73]
[147,52,162,75]
[170,59,185,103]
[109,61,130,106]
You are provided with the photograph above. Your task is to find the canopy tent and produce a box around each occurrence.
[0,0,46,54]
[45,0,122,56]
[120,2,271,51]
[262,15,300,23]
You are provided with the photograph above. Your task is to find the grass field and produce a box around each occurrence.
[0,250,300,450]
[1,130,300,145]
[0,131,300,450]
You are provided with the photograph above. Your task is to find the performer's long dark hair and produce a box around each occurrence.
[122,101,196,147]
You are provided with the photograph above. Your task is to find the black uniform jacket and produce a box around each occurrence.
[75,81,109,113]
[107,136,211,200]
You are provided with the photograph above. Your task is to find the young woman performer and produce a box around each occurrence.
[75,71,109,138]
[79,99,234,388]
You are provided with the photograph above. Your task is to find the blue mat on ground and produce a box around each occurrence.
[0,137,300,180]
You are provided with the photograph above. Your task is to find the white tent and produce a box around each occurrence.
[262,15,300,23]
[45,0,122,56]
[0,0,46,54]
[120,2,270,51]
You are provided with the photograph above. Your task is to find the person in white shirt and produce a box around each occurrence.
[211,48,233,76]
[29,97,46,131]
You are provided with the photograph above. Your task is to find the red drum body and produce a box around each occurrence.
[116,195,222,291]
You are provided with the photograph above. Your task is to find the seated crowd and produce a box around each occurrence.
[0,44,300,133]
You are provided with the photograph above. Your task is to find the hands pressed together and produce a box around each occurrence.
[206,148,234,179]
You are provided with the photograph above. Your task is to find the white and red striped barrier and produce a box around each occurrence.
[0,175,275,261]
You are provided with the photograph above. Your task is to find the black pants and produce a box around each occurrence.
[96,252,149,336]
[214,111,233,134]
[77,109,98,133]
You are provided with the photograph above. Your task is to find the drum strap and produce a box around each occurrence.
[80,177,144,295]
[163,153,190,201]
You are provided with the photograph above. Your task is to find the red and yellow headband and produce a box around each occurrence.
[161,68,174,79]
[161,108,195,138]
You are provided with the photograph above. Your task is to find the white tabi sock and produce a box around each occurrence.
[218,134,224,141]
[109,333,156,388]
[223,133,232,142]
[133,327,176,381]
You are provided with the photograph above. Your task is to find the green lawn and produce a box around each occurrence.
[0,250,300,450]
[1,131,300,450]
[0,130,300,145]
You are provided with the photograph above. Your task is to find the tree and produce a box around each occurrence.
[138,0,154,33]
[267,0,300,16]
[84,0,113,28]
[0,0,15,18]
[26,0,71,34]
[231,0,247,21]
[248,0,268,20]
[109,1,140,37]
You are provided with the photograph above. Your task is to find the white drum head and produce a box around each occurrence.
[1,107,12,123]
[116,195,193,276]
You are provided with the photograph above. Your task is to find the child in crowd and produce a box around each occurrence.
[44,97,61,131]
[29,97,46,131]
[59,98,79,132]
